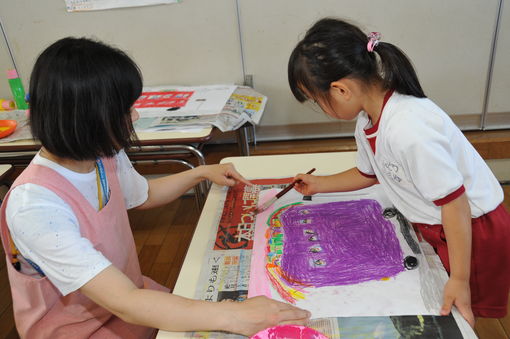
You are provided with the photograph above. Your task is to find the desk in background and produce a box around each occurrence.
[129,128,214,207]
[156,152,476,339]
[0,127,213,207]
[0,164,13,181]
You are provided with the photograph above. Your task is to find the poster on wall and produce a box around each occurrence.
[65,0,180,12]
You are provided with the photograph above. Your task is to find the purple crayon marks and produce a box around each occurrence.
[278,199,404,287]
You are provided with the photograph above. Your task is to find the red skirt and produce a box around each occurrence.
[414,203,510,318]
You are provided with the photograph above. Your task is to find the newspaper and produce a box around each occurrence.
[188,181,474,339]
[133,86,267,132]
[191,179,290,339]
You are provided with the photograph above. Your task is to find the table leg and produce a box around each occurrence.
[130,158,205,211]
[236,125,251,156]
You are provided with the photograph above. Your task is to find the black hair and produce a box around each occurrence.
[288,18,425,103]
[29,37,142,160]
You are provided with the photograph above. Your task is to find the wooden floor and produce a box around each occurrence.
[0,136,510,338]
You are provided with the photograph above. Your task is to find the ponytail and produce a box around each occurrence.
[375,42,425,97]
[289,18,426,102]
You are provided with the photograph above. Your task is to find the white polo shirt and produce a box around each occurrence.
[355,92,503,225]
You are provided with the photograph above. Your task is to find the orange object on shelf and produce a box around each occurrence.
[0,119,17,138]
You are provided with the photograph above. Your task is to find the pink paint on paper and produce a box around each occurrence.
[248,189,279,298]
[251,325,328,339]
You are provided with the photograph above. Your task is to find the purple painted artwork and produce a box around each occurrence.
[265,199,404,303]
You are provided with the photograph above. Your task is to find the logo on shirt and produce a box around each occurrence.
[383,160,402,183]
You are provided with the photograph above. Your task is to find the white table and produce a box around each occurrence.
[157,152,477,339]
[157,152,356,338]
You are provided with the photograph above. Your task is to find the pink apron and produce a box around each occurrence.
[0,157,169,338]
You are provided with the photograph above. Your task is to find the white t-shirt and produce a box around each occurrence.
[5,150,148,296]
[355,92,503,224]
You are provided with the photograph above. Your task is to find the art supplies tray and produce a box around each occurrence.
[0,120,17,138]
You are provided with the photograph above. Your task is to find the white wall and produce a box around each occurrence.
[0,0,243,96]
[0,24,15,99]
[0,0,508,140]
[240,1,496,123]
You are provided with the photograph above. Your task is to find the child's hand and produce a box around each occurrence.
[222,296,311,336]
[441,277,475,328]
[203,163,252,187]
[293,173,322,196]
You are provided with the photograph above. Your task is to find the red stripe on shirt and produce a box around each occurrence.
[357,168,377,179]
[367,137,377,154]
[364,90,394,154]
[433,185,466,206]
[364,90,394,135]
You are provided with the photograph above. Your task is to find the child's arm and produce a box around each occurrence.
[80,265,310,336]
[440,192,475,327]
[136,163,251,209]
[293,167,377,196]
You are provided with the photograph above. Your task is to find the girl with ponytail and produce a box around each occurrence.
[289,18,510,326]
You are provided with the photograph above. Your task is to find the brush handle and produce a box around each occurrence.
[275,168,316,198]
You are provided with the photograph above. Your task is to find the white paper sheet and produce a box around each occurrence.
[135,85,236,118]
[249,186,444,319]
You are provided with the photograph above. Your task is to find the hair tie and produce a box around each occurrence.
[367,32,381,52]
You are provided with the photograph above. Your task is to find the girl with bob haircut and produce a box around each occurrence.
[0,37,310,338]
[288,18,510,327]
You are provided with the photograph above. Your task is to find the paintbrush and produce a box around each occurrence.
[254,168,316,214]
